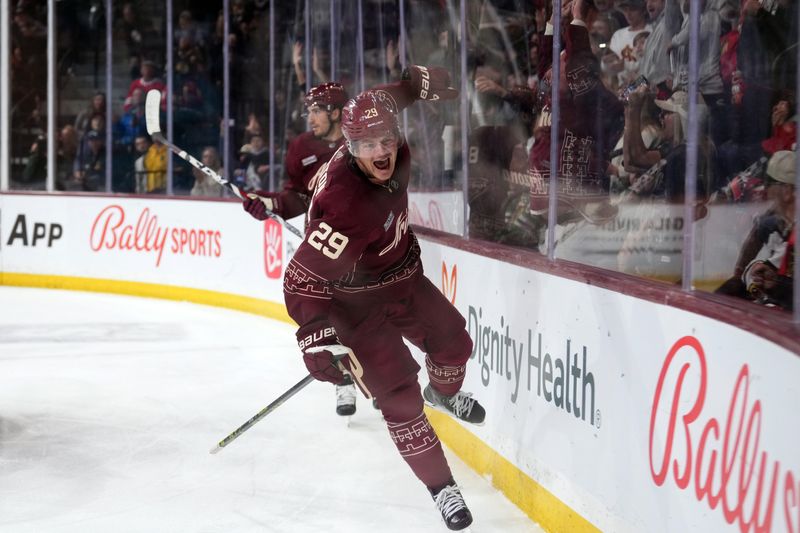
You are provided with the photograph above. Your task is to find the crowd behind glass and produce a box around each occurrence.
[5,0,798,315]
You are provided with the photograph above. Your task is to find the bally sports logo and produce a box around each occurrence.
[263,219,283,279]
[649,336,799,533]
[90,205,221,266]
[441,261,457,304]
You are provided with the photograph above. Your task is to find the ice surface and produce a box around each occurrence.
[0,287,543,533]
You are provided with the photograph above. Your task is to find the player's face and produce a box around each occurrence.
[306,105,331,137]
[352,133,399,184]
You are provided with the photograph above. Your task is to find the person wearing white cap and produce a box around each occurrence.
[621,86,716,201]
[716,150,795,309]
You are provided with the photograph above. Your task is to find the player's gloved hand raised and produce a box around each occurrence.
[402,65,458,101]
[241,190,277,221]
[299,327,350,384]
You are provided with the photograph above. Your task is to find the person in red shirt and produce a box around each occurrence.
[281,67,485,531]
[243,83,361,417]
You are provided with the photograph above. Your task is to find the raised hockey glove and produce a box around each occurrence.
[402,65,458,101]
[242,191,277,221]
[299,327,349,384]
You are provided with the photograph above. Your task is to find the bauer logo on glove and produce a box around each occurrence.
[402,65,458,101]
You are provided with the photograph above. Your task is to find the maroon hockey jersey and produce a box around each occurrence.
[276,131,345,219]
[529,22,624,215]
[284,84,420,343]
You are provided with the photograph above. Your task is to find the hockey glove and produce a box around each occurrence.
[242,190,278,221]
[299,326,349,384]
[402,65,458,101]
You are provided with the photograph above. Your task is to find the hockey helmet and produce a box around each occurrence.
[341,91,401,152]
[304,82,349,110]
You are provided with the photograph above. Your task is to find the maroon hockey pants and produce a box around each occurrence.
[331,274,473,489]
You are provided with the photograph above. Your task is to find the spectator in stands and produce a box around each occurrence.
[621,87,716,202]
[594,0,628,31]
[717,91,797,189]
[243,113,264,143]
[133,136,167,194]
[132,134,151,193]
[21,134,46,185]
[729,0,798,165]
[589,14,615,59]
[175,10,206,48]
[85,114,106,140]
[74,115,106,177]
[472,62,515,128]
[74,129,106,192]
[640,0,682,98]
[175,35,207,82]
[115,88,147,148]
[174,79,206,126]
[242,134,269,190]
[609,0,652,86]
[56,125,79,190]
[190,147,226,197]
[761,92,797,156]
[529,0,624,224]
[609,88,664,191]
[124,60,165,112]
[75,92,106,137]
[667,0,727,145]
[291,41,332,90]
[632,31,650,74]
[120,2,144,79]
[147,137,168,194]
[12,6,46,51]
[716,150,796,310]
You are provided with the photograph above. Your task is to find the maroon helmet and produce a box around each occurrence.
[341,91,400,148]
[304,82,349,110]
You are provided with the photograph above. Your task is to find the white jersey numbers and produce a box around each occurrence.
[308,222,350,260]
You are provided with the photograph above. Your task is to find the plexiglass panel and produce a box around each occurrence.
[5,0,796,313]
[692,0,798,315]
[10,2,48,190]
[401,0,465,234]
[464,0,541,247]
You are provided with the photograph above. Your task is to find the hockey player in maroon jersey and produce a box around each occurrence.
[242,82,347,220]
[282,66,485,531]
[241,83,360,417]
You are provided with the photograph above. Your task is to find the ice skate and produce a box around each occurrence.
[423,384,485,426]
[430,479,473,531]
[335,374,357,419]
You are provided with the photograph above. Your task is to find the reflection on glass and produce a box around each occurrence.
[11,0,797,313]
[465,2,548,249]
[10,3,47,190]
[693,0,797,314]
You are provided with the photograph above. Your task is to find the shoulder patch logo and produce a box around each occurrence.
[301,155,318,167]
[383,211,395,231]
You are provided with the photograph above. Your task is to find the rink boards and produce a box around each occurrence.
[1,192,798,533]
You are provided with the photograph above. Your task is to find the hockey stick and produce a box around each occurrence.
[209,346,352,454]
[144,89,304,239]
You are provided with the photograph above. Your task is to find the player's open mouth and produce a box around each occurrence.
[374,157,390,171]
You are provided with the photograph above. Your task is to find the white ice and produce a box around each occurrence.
[0,287,543,533]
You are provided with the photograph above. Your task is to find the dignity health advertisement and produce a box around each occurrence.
[418,241,800,533]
